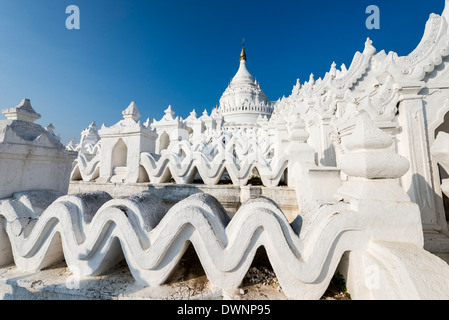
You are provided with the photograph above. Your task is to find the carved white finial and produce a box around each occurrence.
[144,117,151,128]
[340,111,409,179]
[339,64,348,77]
[66,137,78,150]
[122,101,141,121]
[363,37,377,56]
[293,78,301,95]
[309,73,315,85]
[1,99,41,123]
[165,105,175,117]
[45,123,55,134]
[330,62,337,77]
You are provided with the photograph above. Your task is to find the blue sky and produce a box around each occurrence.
[0,0,445,144]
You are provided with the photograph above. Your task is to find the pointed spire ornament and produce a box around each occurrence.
[330,62,337,77]
[309,73,315,86]
[163,105,175,121]
[363,37,377,56]
[1,99,41,123]
[240,38,247,61]
[89,121,97,131]
[122,101,141,121]
[45,123,55,134]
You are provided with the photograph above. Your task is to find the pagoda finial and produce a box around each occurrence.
[240,38,247,61]
[2,99,41,123]
[363,37,377,56]
[122,101,141,121]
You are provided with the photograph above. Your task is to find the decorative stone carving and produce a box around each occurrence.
[97,102,157,183]
[339,111,409,180]
[1,99,41,123]
[0,99,77,199]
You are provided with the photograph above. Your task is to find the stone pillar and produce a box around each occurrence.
[97,138,115,183]
[285,114,316,212]
[432,132,449,197]
[186,110,204,143]
[287,114,315,186]
[288,113,341,216]
[334,111,449,300]
[307,114,336,167]
[274,115,289,160]
[318,116,336,167]
[202,110,215,135]
[336,111,412,204]
[395,83,447,235]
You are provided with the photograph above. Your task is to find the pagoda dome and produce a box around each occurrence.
[218,42,273,126]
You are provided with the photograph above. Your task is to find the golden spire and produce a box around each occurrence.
[240,38,247,61]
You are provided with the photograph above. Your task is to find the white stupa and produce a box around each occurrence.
[218,40,274,127]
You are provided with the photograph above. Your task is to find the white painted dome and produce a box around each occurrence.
[232,59,254,84]
[218,45,273,126]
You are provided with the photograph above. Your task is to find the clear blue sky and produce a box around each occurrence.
[0,0,445,144]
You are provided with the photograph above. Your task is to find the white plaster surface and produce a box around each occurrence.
[0,99,76,199]
[6,1,449,301]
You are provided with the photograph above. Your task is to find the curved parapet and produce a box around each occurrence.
[72,122,287,187]
[139,145,288,187]
[1,188,449,299]
[70,153,101,182]
[0,190,363,300]
[388,12,449,82]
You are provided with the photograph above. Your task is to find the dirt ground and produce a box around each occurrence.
[164,244,351,300]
